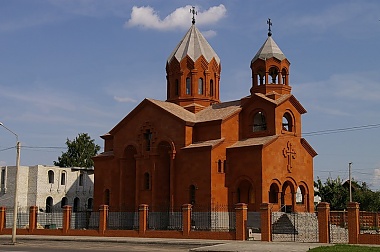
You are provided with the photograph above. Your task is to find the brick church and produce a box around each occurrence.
[93,19,317,213]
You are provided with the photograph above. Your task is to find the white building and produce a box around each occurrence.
[0,165,94,212]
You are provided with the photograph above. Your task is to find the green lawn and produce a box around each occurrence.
[310,245,380,251]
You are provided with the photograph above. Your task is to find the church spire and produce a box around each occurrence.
[250,19,291,96]
[165,11,221,113]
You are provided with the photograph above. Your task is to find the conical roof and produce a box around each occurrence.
[167,25,220,65]
[251,36,287,63]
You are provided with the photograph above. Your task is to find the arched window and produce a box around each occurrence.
[257,71,265,85]
[61,171,66,185]
[253,111,267,132]
[186,77,191,95]
[210,79,214,96]
[144,172,150,190]
[189,185,196,205]
[46,196,53,213]
[198,78,203,95]
[217,160,222,173]
[104,189,110,206]
[269,67,279,84]
[73,197,80,212]
[61,197,68,208]
[87,198,93,210]
[269,184,279,203]
[48,170,54,184]
[282,112,293,132]
[281,68,288,85]
[175,79,179,96]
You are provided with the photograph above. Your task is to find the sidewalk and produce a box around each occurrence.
[0,235,331,252]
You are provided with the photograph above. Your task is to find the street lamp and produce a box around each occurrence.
[0,122,21,244]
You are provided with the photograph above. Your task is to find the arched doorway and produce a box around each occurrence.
[269,183,280,204]
[281,181,295,212]
[236,179,255,210]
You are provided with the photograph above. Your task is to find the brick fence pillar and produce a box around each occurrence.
[182,204,192,236]
[317,202,330,243]
[98,205,109,235]
[235,203,248,240]
[348,202,360,244]
[139,204,148,234]
[28,206,38,233]
[62,205,72,234]
[260,203,272,242]
[0,207,5,233]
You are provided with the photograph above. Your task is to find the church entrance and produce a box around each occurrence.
[237,179,255,210]
[281,181,295,212]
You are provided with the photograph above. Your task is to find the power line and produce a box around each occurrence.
[303,123,380,136]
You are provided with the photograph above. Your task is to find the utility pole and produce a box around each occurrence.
[349,162,353,202]
[0,122,20,244]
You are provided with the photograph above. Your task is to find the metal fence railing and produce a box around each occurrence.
[191,205,235,231]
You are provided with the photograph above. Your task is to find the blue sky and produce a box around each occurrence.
[1,1,380,188]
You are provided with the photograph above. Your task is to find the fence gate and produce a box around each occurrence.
[271,212,318,242]
[329,211,348,243]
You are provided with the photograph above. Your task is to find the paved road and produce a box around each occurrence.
[0,240,199,252]
[0,235,332,252]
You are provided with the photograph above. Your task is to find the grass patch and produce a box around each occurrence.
[310,244,380,251]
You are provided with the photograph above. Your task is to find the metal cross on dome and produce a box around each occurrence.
[283,141,296,173]
[267,18,272,36]
[190,6,197,25]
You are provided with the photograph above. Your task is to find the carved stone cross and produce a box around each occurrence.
[283,141,296,173]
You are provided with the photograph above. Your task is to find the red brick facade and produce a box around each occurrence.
[93,25,317,213]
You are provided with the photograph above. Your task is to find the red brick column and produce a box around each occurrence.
[317,202,330,243]
[348,202,360,244]
[0,207,5,233]
[62,205,72,234]
[98,205,108,235]
[139,204,148,234]
[260,203,272,242]
[28,206,38,233]
[182,204,192,236]
[235,203,248,240]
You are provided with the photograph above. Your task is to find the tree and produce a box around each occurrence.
[315,177,380,211]
[315,177,348,210]
[54,133,100,168]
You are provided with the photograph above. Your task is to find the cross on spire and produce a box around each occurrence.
[267,18,272,36]
[190,6,197,25]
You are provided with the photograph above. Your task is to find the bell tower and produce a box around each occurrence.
[250,18,291,98]
[166,8,221,113]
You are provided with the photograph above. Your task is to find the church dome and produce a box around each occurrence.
[251,36,287,63]
[167,24,220,65]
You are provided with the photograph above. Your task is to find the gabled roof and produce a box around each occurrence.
[147,99,196,122]
[227,135,279,149]
[253,93,307,114]
[167,24,220,65]
[195,100,241,122]
[251,36,287,63]
[148,99,241,123]
[182,138,225,149]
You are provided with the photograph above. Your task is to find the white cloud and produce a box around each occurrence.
[114,96,137,103]
[202,30,217,39]
[125,4,227,31]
